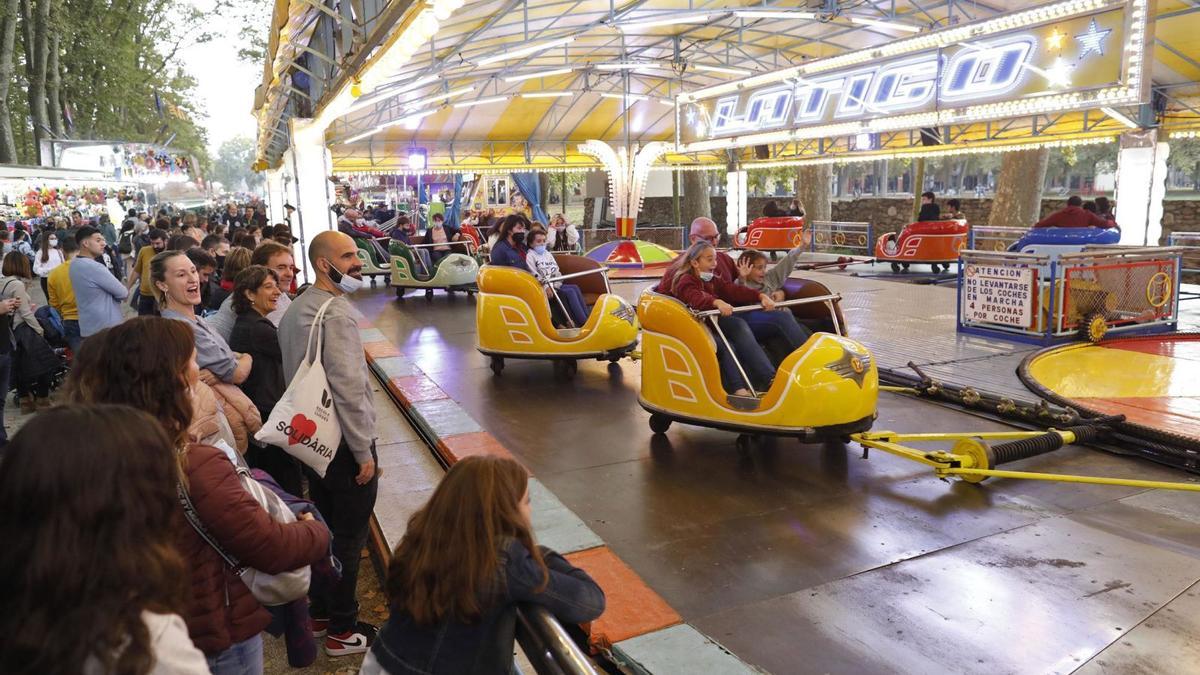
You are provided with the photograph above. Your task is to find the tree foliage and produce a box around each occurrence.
[1,0,226,169]
[210,135,261,192]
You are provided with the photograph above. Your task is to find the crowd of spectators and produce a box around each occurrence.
[0,201,605,674]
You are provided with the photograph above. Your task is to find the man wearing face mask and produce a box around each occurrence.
[126,228,168,315]
[278,231,378,657]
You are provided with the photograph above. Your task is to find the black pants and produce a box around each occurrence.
[136,293,158,316]
[305,441,378,634]
[15,370,50,398]
[245,443,304,498]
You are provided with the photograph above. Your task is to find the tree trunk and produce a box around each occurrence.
[911,158,926,221]
[0,0,19,162]
[46,32,63,137]
[537,173,550,224]
[680,170,711,225]
[989,148,1050,227]
[795,164,832,222]
[20,0,51,163]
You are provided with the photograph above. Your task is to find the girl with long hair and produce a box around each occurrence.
[65,317,330,675]
[1,250,53,411]
[488,214,530,270]
[0,405,210,675]
[363,456,605,675]
[655,241,777,396]
[33,225,64,299]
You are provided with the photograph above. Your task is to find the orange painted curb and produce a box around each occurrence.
[437,431,526,470]
[565,546,682,650]
[390,374,449,404]
[364,341,401,359]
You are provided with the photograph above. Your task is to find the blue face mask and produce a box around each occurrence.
[698,271,714,282]
[532,245,547,255]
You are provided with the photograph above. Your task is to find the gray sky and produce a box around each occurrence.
[177,0,267,154]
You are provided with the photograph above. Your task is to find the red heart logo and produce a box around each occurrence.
[289,414,317,445]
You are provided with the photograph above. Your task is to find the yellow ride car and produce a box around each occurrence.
[637,291,877,444]
[476,260,639,377]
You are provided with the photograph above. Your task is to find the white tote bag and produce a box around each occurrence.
[255,297,342,477]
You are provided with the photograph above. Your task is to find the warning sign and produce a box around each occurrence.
[962,264,1035,327]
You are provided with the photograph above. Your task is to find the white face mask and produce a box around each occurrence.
[699,271,714,282]
[48,237,58,247]
[325,258,363,294]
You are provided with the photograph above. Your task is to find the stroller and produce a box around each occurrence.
[34,305,71,391]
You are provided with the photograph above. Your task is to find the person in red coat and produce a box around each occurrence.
[1033,195,1117,229]
[656,241,777,396]
[64,316,331,674]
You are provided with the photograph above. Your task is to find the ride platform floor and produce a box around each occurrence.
[354,283,1200,675]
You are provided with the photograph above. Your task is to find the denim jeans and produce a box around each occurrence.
[552,283,590,327]
[306,441,379,634]
[0,353,11,448]
[62,320,82,355]
[742,309,811,363]
[712,315,775,393]
[205,634,263,675]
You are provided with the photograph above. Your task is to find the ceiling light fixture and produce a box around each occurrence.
[453,95,510,108]
[600,92,647,101]
[341,109,437,144]
[693,63,753,76]
[503,67,575,83]
[734,9,816,20]
[849,16,922,33]
[595,62,663,71]
[402,85,476,110]
[475,36,576,66]
[617,13,710,31]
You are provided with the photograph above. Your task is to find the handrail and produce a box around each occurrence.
[515,604,599,675]
[543,267,610,284]
[402,240,478,254]
[692,293,842,318]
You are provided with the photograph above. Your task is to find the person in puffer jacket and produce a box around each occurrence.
[64,316,331,674]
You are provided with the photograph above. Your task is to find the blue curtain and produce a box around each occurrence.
[446,174,463,228]
[510,172,549,225]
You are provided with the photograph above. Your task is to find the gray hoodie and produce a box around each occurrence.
[739,246,806,295]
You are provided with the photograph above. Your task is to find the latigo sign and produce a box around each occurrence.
[676,0,1149,152]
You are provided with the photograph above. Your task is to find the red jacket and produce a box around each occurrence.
[713,250,738,283]
[177,444,330,654]
[656,270,761,311]
[1033,206,1112,229]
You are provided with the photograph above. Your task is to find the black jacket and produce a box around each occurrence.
[917,203,941,222]
[228,310,285,420]
[369,539,605,675]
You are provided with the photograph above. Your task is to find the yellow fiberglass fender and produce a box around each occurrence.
[637,292,878,431]
[477,265,638,356]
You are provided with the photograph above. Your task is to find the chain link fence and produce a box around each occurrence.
[810,221,872,256]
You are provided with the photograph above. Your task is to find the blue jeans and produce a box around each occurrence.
[552,283,590,327]
[0,353,11,447]
[205,634,263,675]
[742,309,811,359]
[62,320,82,354]
[712,315,775,393]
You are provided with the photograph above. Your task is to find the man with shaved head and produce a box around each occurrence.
[278,230,378,656]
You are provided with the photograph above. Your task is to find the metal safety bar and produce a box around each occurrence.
[539,267,612,330]
[515,604,599,675]
[691,294,842,318]
[695,294,845,398]
[403,240,479,254]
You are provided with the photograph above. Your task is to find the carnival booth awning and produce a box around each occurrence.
[256,0,1200,173]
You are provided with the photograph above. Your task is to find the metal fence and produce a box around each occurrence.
[968,226,1025,253]
[1167,232,1200,274]
[810,221,873,256]
[957,247,1181,344]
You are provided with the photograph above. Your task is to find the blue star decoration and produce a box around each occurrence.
[1075,18,1112,58]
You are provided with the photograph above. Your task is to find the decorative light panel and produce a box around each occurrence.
[675,0,1149,153]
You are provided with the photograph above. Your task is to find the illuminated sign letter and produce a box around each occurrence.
[871,57,939,112]
[941,36,1035,101]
